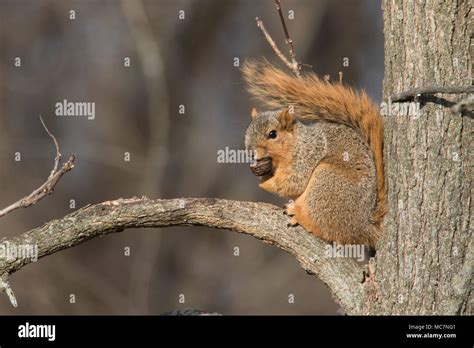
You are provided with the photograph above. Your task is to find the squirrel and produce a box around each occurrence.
[243,61,386,249]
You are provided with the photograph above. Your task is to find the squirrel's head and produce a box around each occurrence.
[245,107,296,184]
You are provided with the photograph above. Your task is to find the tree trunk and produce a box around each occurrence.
[366,0,473,314]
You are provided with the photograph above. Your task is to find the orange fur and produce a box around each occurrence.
[258,131,299,197]
[242,61,387,227]
[292,195,322,237]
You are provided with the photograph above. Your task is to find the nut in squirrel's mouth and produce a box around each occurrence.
[250,157,273,179]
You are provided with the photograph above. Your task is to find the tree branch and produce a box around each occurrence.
[0,117,75,218]
[274,0,300,77]
[0,197,364,314]
[255,17,295,72]
[39,115,61,174]
[255,0,301,77]
[390,85,474,102]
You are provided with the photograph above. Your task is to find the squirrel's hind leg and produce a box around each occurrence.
[285,192,323,235]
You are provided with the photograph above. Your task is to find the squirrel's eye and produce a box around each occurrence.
[268,130,277,139]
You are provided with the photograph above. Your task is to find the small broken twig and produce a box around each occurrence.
[39,115,61,175]
[255,17,295,73]
[255,0,301,77]
[0,116,75,218]
[274,0,300,76]
[390,86,474,102]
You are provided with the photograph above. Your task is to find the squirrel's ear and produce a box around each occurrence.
[277,108,295,130]
[250,107,259,119]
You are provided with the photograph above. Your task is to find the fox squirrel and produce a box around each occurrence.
[243,61,386,249]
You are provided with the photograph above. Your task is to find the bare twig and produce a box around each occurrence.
[255,17,294,72]
[0,117,75,218]
[254,0,301,77]
[390,85,474,102]
[0,198,365,314]
[274,0,300,76]
[39,115,61,175]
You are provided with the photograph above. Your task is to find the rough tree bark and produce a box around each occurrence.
[365,0,472,314]
[0,1,471,315]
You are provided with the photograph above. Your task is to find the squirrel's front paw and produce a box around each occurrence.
[283,200,295,216]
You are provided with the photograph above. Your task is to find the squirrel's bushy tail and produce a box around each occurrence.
[242,60,387,227]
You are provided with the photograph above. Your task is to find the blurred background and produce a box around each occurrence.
[0,0,383,314]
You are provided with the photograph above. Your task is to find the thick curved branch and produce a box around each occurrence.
[0,198,364,314]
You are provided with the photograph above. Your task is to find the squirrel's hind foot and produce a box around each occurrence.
[284,200,299,227]
[283,200,296,216]
[286,216,299,228]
